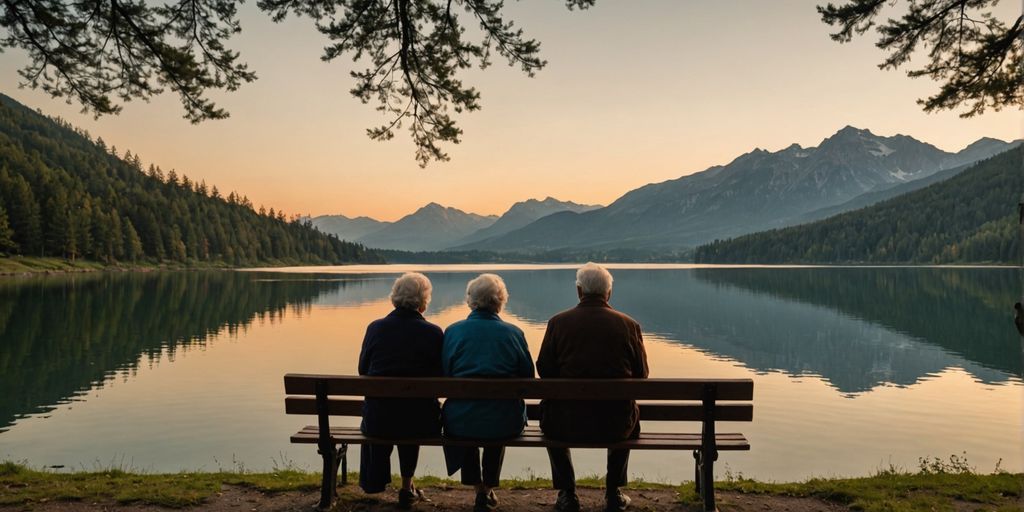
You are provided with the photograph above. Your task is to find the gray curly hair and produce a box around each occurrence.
[465,273,509,313]
[389,272,432,311]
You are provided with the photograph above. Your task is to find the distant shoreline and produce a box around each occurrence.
[0,256,283,278]
[1,256,1019,278]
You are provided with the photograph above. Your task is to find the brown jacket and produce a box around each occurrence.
[536,295,649,442]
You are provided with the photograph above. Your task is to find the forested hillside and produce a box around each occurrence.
[694,147,1023,264]
[0,94,382,265]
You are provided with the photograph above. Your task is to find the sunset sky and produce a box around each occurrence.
[1,1,1020,221]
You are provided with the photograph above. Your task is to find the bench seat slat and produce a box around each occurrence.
[284,375,754,401]
[284,397,753,422]
[289,426,750,451]
[294,425,749,441]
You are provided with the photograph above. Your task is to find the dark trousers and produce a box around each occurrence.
[546,447,630,491]
[359,444,420,493]
[443,446,505,487]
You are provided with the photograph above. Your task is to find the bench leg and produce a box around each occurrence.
[698,449,718,512]
[317,446,337,510]
[692,450,702,494]
[338,444,348,486]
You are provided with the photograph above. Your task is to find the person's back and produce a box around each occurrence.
[537,263,648,512]
[359,308,443,437]
[441,273,534,512]
[356,272,443,506]
[443,310,533,439]
[537,295,647,441]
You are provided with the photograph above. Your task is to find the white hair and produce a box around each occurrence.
[465,273,509,313]
[576,262,613,296]
[389,272,432,311]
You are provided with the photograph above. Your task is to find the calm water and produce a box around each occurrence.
[0,265,1021,482]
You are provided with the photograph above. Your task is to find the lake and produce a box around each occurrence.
[0,265,1021,483]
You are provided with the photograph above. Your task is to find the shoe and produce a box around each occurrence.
[554,489,581,512]
[398,487,427,509]
[605,489,631,512]
[473,489,498,511]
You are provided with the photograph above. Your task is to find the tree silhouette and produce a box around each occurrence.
[0,0,594,166]
[0,205,16,253]
[818,0,1022,117]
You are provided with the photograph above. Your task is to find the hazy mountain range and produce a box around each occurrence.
[311,197,599,251]
[313,126,1019,253]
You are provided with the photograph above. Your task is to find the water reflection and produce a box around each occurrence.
[310,268,1021,395]
[0,266,1021,478]
[2,267,1019,434]
[690,268,1022,385]
[0,272,344,431]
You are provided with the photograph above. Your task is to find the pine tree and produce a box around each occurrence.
[109,211,124,260]
[0,205,18,253]
[169,226,187,262]
[123,217,143,262]
[2,173,42,255]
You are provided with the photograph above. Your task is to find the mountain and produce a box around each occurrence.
[693,146,1022,264]
[796,139,1021,224]
[356,203,498,251]
[0,93,383,265]
[450,197,601,247]
[310,214,390,242]
[462,127,1015,252]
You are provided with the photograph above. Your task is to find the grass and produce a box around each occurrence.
[0,461,323,507]
[0,255,377,276]
[0,256,108,274]
[2,459,1021,510]
[0,256,285,276]
[713,471,1023,512]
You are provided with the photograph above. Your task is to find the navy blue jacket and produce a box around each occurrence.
[358,307,444,438]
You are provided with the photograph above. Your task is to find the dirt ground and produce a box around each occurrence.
[3,484,849,512]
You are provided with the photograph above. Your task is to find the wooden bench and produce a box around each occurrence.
[284,374,754,511]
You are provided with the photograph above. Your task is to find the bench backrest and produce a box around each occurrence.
[284,375,754,422]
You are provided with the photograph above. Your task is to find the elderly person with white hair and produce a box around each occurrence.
[537,263,649,512]
[441,273,534,512]
[357,272,443,508]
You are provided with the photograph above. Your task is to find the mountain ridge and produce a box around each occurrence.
[450,196,601,248]
[355,202,498,251]
[693,146,1023,264]
[310,213,391,242]
[459,127,1018,252]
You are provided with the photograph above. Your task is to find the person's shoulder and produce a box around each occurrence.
[608,307,641,329]
[499,319,525,338]
[426,321,444,337]
[443,318,470,336]
[414,316,444,335]
[547,306,578,325]
[365,316,389,332]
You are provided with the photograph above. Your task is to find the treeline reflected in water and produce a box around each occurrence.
[688,267,1022,390]
[0,271,343,430]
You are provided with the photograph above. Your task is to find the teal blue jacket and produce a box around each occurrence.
[441,309,535,439]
